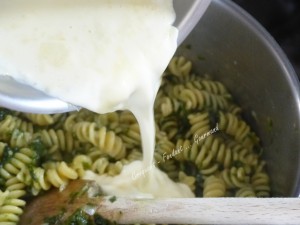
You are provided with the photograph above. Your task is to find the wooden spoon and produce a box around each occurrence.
[21,179,300,225]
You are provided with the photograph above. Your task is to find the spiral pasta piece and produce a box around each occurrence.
[126,149,143,162]
[0,144,27,223]
[227,104,242,115]
[119,110,137,125]
[172,84,230,112]
[219,112,259,149]
[0,148,36,180]
[228,141,259,167]
[174,139,191,161]
[220,167,250,189]
[153,139,179,179]
[91,157,123,176]
[0,116,19,141]
[178,88,202,110]
[94,112,120,130]
[168,56,192,77]
[0,141,7,158]
[197,90,229,111]
[155,139,175,160]
[120,123,141,149]
[203,175,226,197]
[155,124,169,142]
[63,114,78,132]
[181,140,220,178]
[0,115,34,141]
[44,161,78,189]
[91,157,110,175]
[251,172,270,197]
[0,190,26,225]
[153,153,178,179]
[186,112,210,138]
[71,155,92,178]
[154,96,182,117]
[159,118,179,140]
[235,186,256,197]
[198,79,230,96]
[183,142,211,169]
[39,129,76,152]
[203,136,232,169]
[27,167,51,196]
[178,171,195,192]
[68,109,96,123]
[0,190,9,206]
[182,136,232,177]
[159,160,179,180]
[85,147,107,162]
[72,122,97,144]
[96,127,126,160]
[9,130,32,148]
[73,122,126,160]
[5,177,26,193]
[24,113,55,126]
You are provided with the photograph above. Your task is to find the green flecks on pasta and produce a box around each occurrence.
[0,56,271,224]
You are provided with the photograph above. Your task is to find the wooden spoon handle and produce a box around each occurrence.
[21,180,300,224]
[98,197,300,224]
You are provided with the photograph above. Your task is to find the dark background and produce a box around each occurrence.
[232,0,300,78]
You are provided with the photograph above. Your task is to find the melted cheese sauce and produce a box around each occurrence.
[0,0,194,198]
[84,161,193,198]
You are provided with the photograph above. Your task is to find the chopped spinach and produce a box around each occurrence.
[44,208,66,225]
[0,108,11,121]
[0,145,19,166]
[108,196,116,203]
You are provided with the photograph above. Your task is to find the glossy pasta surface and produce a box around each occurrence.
[0,56,270,224]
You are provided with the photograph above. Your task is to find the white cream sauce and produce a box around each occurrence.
[85,161,193,198]
[0,0,194,198]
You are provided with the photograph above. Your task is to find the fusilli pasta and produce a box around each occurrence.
[0,56,271,224]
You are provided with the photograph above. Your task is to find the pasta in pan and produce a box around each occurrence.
[0,56,270,224]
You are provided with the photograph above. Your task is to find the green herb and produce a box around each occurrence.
[197,55,206,61]
[0,108,11,121]
[65,209,90,225]
[93,214,110,225]
[217,162,224,171]
[64,209,112,225]
[29,138,46,164]
[208,110,218,128]
[163,73,180,84]
[83,162,91,170]
[195,173,204,197]
[267,117,273,129]
[44,208,66,225]
[109,196,116,203]
[175,106,190,136]
[254,146,264,156]
[0,177,6,190]
[184,44,192,50]
[247,132,259,144]
[0,145,19,166]
[233,160,244,168]
[27,164,38,181]
[181,161,198,177]
[69,184,89,203]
